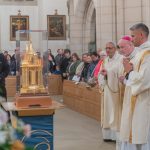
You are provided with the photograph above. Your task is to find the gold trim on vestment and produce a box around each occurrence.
[129,50,150,143]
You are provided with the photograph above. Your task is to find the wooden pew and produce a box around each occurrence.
[63,80,101,121]
[48,74,63,95]
[6,74,63,97]
[6,76,16,97]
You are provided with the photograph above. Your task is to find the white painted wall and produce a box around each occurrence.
[0,5,38,54]
[73,0,78,13]
[38,0,69,56]
[0,0,69,56]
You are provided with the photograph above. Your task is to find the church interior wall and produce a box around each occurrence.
[0,5,38,55]
[0,0,69,56]
[38,0,69,56]
[69,0,150,54]
[1,0,150,56]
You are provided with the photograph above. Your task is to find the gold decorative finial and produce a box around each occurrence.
[54,9,58,15]
[18,10,21,16]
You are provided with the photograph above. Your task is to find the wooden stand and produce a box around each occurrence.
[15,94,52,109]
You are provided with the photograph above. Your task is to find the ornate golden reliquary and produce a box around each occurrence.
[20,41,47,95]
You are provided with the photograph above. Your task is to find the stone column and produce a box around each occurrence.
[68,0,88,55]
[142,0,150,28]
[123,0,142,34]
[97,0,115,49]
[95,0,101,50]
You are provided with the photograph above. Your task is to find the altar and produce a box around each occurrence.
[2,101,63,150]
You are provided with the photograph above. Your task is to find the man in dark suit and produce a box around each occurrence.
[0,52,9,101]
[60,49,71,80]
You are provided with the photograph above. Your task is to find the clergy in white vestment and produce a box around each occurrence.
[120,23,150,150]
[98,42,123,141]
[117,35,138,150]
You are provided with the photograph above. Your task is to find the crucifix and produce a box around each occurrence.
[16,10,22,30]
[54,9,58,15]
[18,10,21,16]
[16,10,22,48]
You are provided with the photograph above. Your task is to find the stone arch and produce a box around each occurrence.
[69,0,96,54]
[75,0,96,52]
[82,0,96,52]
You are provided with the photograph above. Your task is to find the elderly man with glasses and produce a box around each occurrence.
[98,42,123,144]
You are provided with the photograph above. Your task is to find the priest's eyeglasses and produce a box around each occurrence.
[105,47,114,50]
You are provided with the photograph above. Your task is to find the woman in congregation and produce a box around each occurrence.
[66,53,81,80]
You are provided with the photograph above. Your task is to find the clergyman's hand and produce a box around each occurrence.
[123,58,133,73]
[119,75,125,84]
[100,69,107,77]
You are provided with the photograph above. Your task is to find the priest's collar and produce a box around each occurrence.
[128,47,139,60]
[108,51,118,61]
[139,41,150,50]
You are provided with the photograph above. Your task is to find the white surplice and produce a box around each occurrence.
[120,41,150,150]
[98,52,123,140]
[121,130,150,150]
